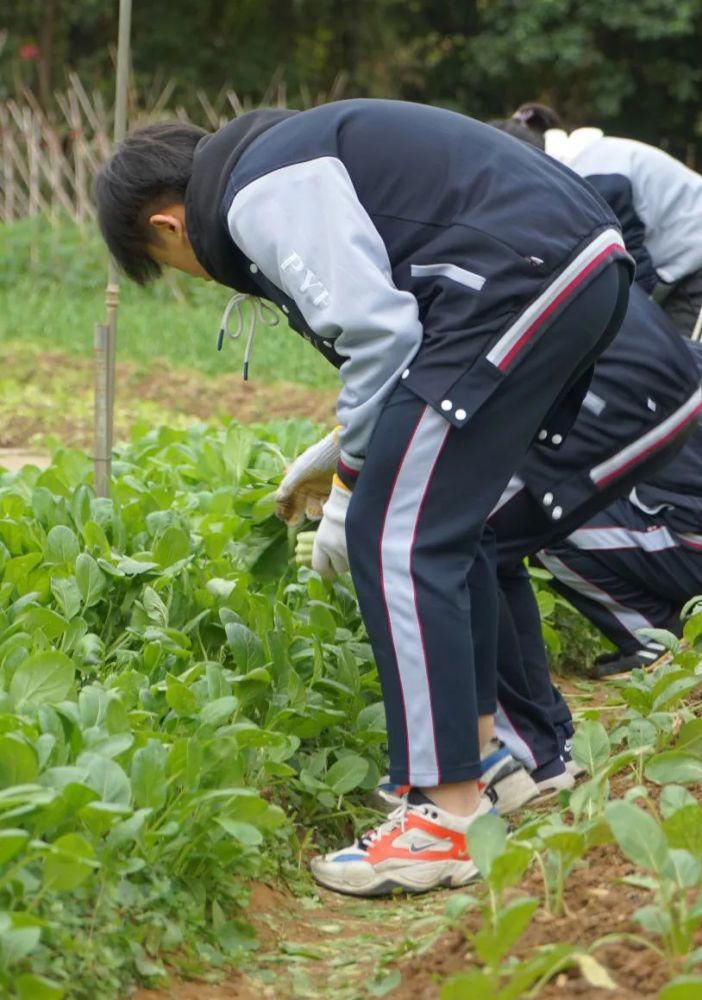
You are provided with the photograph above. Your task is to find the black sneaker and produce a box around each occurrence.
[589,641,667,680]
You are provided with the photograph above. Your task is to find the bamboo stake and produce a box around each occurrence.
[0,106,15,222]
[95,0,132,496]
[93,323,110,496]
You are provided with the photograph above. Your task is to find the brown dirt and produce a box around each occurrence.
[134,978,263,1000]
[388,841,678,1000]
[131,879,451,1000]
[132,796,691,1000]
[0,347,336,450]
[0,448,50,471]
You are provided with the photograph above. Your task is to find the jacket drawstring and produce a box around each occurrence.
[216,293,280,380]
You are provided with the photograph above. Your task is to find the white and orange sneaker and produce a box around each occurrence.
[310,794,493,897]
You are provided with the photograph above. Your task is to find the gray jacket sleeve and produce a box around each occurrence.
[226,156,424,472]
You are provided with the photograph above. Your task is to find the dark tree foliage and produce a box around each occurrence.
[2,0,701,159]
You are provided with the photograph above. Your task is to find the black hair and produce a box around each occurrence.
[488,118,545,150]
[511,102,563,136]
[93,120,208,285]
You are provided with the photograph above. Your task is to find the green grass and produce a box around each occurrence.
[0,219,336,388]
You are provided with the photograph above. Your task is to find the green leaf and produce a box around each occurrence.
[660,785,697,819]
[637,627,679,652]
[153,525,190,567]
[17,606,69,641]
[356,702,386,732]
[143,586,169,627]
[207,578,237,599]
[540,827,586,862]
[326,755,369,794]
[634,904,672,937]
[16,974,65,1000]
[489,844,532,897]
[467,811,508,879]
[664,848,700,889]
[46,525,80,565]
[0,913,43,964]
[658,977,702,999]
[114,557,159,576]
[645,752,702,785]
[226,622,265,671]
[0,735,38,788]
[131,742,168,810]
[166,678,199,716]
[79,801,132,838]
[571,720,610,775]
[605,801,668,874]
[474,897,538,966]
[0,828,30,865]
[215,817,264,845]
[43,833,96,891]
[82,520,110,558]
[663,804,702,853]
[652,673,702,711]
[441,970,495,1000]
[77,752,132,806]
[75,552,105,608]
[443,894,476,922]
[676,718,702,757]
[50,577,82,620]
[10,650,75,706]
[200,695,239,727]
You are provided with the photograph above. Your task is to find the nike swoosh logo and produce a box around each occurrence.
[408,840,451,853]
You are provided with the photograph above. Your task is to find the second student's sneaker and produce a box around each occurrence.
[479,740,540,814]
[310,793,492,897]
[589,640,668,680]
[375,740,539,817]
[561,737,587,779]
[531,755,575,798]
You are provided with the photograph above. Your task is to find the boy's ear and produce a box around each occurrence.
[149,211,185,239]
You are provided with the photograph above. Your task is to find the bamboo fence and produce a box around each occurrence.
[0,71,348,226]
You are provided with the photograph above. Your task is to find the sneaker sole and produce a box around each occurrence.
[310,858,481,897]
[565,759,587,779]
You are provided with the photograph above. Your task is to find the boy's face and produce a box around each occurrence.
[148,203,212,280]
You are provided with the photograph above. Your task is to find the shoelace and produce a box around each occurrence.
[216,293,280,380]
[359,799,410,849]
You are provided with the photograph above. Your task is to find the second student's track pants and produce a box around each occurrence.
[540,499,702,655]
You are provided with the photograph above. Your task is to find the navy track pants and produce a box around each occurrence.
[346,262,629,785]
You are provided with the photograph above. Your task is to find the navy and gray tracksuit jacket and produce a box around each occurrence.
[184,99,632,787]
[185,100,629,485]
[545,128,702,293]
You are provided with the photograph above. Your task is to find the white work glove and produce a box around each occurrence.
[275,427,339,526]
[311,479,351,579]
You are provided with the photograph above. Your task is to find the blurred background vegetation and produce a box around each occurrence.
[2,0,702,159]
